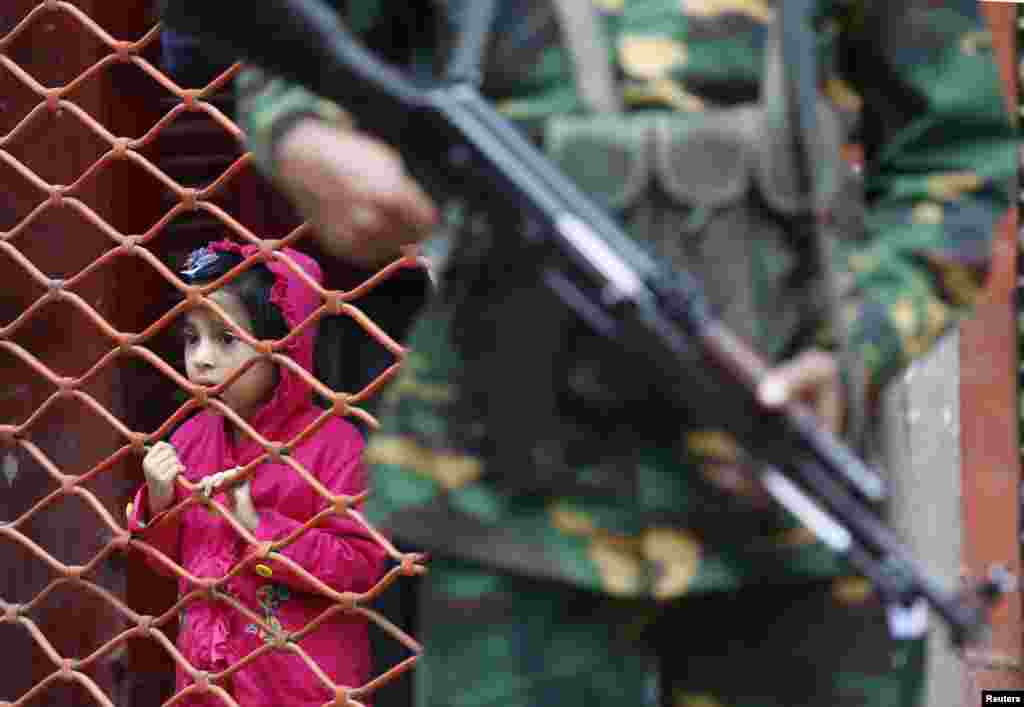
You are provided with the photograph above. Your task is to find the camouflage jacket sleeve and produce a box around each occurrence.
[236,65,354,177]
[835,0,1015,395]
[234,0,390,177]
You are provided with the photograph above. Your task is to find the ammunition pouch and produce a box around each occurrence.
[440,103,864,499]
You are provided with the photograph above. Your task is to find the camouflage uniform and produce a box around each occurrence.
[236,1,1016,705]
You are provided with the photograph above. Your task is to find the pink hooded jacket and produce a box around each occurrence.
[128,240,386,706]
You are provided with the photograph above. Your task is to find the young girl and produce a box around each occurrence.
[127,239,386,706]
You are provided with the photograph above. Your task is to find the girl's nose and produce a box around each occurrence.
[192,339,217,370]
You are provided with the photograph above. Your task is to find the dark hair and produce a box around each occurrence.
[180,249,290,343]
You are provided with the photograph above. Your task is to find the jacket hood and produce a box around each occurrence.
[207,239,324,453]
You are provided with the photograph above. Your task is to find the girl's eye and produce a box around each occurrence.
[219,331,237,345]
[182,331,198,346]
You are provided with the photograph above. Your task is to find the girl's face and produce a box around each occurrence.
[182,289,277,421]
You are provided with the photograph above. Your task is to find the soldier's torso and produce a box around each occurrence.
[436,0,863,350]
[368,0,865,597]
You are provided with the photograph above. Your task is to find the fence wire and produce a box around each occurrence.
[0,3,427,706]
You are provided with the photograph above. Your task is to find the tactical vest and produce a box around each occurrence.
[436,0,869,497]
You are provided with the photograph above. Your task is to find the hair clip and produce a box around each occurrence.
[181,246,219,279]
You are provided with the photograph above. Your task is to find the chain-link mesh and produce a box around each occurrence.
[0,3,426,705]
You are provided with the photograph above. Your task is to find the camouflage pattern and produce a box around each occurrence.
[236,67,354,178]
[235,0,1014,704]
[417,556,925,707]
[235,0,1015,606]
[357,0,1015,600]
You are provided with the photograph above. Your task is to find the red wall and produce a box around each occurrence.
[961,0,1021,698]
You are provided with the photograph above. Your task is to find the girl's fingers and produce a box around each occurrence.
[151,442,174,460]
[198,471,234,498]
[210,473,226,495]
[234,481,252,505]
[153,456,180,478]
[200,474,221,498]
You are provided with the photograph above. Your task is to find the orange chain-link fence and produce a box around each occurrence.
[1,2,426,705]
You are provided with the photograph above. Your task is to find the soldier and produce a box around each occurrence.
[226,1,1016,705]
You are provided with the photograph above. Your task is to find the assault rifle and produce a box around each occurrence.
[162,0,1010,646]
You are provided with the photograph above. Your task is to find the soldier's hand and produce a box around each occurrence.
[757,349,844,435]
[143,441,183,516]
[276,118,438,268]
